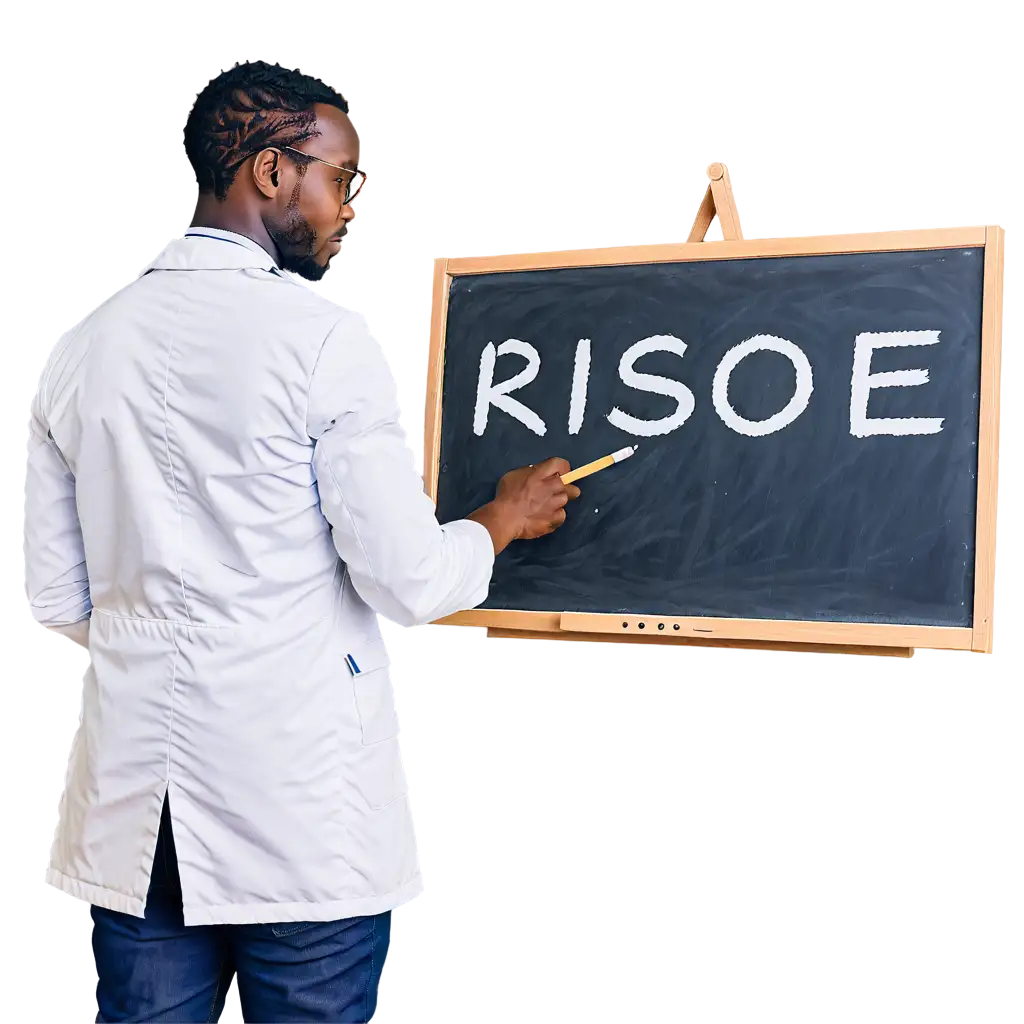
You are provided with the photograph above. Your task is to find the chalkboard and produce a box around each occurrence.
[425,228,1003,652]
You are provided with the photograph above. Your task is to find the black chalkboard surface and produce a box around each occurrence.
[426,228,1003,652]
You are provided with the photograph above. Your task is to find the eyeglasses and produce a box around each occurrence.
[280,146,367,205]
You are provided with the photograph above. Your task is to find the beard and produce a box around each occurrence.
[266,207,330,281]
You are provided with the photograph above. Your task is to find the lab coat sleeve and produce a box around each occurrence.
[307,312,495,628]
[24,371,92,648]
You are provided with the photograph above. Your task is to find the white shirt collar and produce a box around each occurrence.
[139,227,281,276]
[180,226,276,264]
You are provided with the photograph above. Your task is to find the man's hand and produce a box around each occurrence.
[467,458,581,555]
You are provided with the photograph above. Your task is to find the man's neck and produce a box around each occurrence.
[189,195,281,265]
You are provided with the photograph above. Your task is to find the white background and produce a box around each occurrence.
[0,8,1019,921]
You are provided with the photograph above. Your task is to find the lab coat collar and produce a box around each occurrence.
[140,227,280,276]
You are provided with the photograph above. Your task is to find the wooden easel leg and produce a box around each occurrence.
[687,184,716,242]
[687,163,744,242]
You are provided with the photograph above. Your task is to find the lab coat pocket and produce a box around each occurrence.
[346,638,399,746]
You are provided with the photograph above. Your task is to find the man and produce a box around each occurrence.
[24,60,578,1023]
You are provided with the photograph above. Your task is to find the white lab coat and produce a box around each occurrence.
[23,228,494,925]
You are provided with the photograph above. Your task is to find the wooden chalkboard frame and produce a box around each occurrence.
[423,225,1004,655]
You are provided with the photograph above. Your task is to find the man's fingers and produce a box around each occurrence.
[535,456,571,477]
[566,484,581,501]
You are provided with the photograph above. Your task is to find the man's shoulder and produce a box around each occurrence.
[38,278,143,385]
[248,270,365,338]
[39,267,366,383]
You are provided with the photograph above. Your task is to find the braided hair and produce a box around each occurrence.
[184,61,349,200]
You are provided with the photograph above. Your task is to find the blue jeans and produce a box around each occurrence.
[91,798,390,1022]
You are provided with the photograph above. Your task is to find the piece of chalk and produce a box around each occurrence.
[560,445,638,485]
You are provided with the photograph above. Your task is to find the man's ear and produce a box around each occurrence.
[252,149,281,198]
